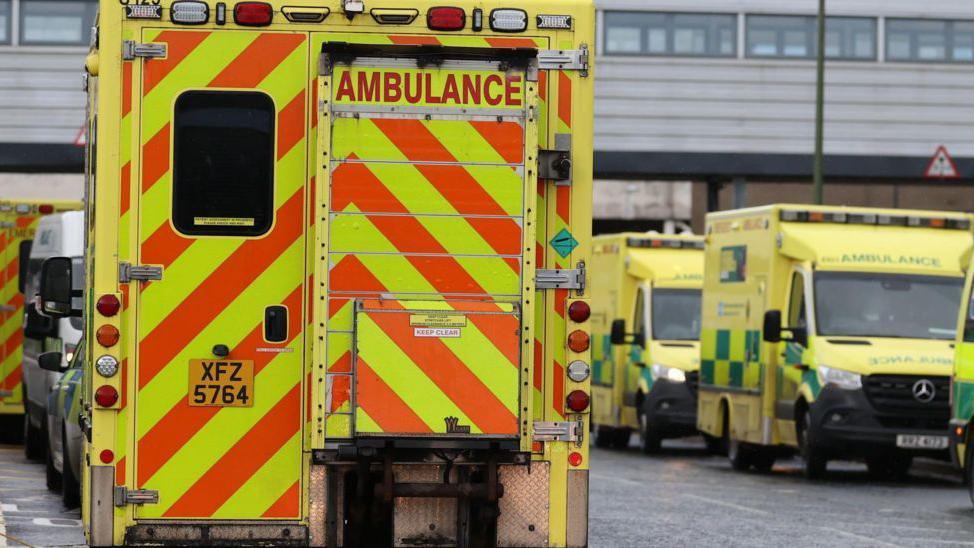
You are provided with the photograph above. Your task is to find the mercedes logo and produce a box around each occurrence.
[912,379,936,403]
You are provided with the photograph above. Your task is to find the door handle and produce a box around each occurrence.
[265,305,288,343]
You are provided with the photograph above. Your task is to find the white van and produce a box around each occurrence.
[20,211,84,460]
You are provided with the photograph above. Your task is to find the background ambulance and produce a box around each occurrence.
[591,233,705,453]
[698,205,972,478]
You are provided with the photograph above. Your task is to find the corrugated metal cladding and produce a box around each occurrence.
[1,48,87,144]
[596,0,974,159]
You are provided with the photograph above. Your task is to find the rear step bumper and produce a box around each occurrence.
[125,523,307,546]
[313,438,525,464]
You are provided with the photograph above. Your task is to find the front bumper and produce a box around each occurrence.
[644,379,698,438]
[808,385,949,459]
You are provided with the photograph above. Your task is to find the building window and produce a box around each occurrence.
[604,11,737,57]
[172,91,275,237]
[19,0,98,46]
[0,0,10,44]
[887,19,974,63]
[746,15,876,60]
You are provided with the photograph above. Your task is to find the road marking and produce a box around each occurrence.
[681,494,770,516]
[589,473,642,488]
[0,506,15,513]
[31,518,82,528]
[821,526,901,547]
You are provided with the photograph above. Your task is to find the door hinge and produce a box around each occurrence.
[535,264,585,292]
[114,486,159,506]
[122,40,167,61]
[539,133,572,185]
[533,420,584,444]
[538,44,589,76]
[119,262,163,283]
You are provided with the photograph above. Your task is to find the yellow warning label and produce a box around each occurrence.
[409,313,467,328]
[194,217,256,227]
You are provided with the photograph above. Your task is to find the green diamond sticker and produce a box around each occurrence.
[550,228,578,258]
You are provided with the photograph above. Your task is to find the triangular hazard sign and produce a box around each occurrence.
[925,145,959,179]
[74,125,87,147]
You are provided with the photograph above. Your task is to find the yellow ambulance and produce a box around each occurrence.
[36,0,595,545]
[698,205,971,479]
[0,200,79,439]
[590,233,704,453]
[951,252,974,504]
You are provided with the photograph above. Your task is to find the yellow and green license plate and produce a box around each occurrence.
[188,359,254,407]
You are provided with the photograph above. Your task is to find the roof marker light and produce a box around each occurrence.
[472,8,483,31]
[342,0,364,18]
[38,204,54,214]
[15,204,29,214]
[371,8,417,24]
[490,8,527,32]
[282,5,330,22]
[171,1,209,24]
[428,6,465,31]
[215,2,226,24]
[234,2,272,26]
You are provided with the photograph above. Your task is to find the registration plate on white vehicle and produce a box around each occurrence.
[895,434,948,450]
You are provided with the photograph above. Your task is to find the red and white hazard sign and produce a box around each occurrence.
[925,145,959,179]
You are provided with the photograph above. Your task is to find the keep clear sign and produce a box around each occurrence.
[411,312,466,338]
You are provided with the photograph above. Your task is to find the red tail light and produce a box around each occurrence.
[568,301,590,323]
[96,325,120,347]
[38,204,54,214]
[99,449,115,464]
[234,2,272,26]
[566,390,590,412]
[567,330,590,353]
[96,295,121,317]
[95,385,119,407]
[428,6,465,30]
[568,451,583,467]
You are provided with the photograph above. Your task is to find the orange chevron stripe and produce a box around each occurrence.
[138,190,303,390]
[367,215,520,255]
[4,257,18,284]
[328,256,388,295]
[1,365,21,394]
[310,82,318,129]
[556,185,569,224]
[485,37,540,49]
[162,385,301,517]
[538,70,548,99]
[357,358,431,433]
[15,216,35,229]
[116,456,126,485]
[208,33,304,89]
[262,481,300,518]
[558,71,572,127]
[141,123,171,194]
[144,31,211,96]
[141,222,192,270]
[277,90,305,161]
[122,61,133,117]
[554,288,567,318]
[137,284,303,486]
[329,352,352,411]
[468,120,525,164]
[366,311,517,434]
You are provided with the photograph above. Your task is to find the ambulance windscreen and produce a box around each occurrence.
[814,272,963,340]
[652,289,702,341]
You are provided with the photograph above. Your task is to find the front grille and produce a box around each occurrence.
[863,374,950,413]
[685,371,699,397]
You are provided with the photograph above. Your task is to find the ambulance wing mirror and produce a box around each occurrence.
[38,351,67,373]
[17,240,32,294]
[39,257,80,318]
[762,310,783,343]
[610,319,644,346]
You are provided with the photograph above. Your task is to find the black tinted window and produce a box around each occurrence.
[173,91,275,237]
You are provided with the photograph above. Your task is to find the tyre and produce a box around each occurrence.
[23,401,45,462]
[45,428,62,492]
[638,400,662,454]
[967,442,974,507]
[750,450,777,473]
[61,428,80,509]
[728,439,752,471]
[799,412,827,480]
[594,425,615,448]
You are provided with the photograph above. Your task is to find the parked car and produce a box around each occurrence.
[21,211,84,460]
[42,337,84,508]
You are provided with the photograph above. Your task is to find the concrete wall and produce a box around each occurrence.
[0,47,87,145]
[0,173,83,200]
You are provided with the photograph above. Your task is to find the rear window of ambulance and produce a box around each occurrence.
[172,91,275,237]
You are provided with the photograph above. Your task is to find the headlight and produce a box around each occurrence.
[651,364,686,383]
[817,365,861,390]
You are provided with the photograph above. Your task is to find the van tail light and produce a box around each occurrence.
[568,301,590,323]
[38,204,54,214]
[95,385,119,407]
[234,2,272,26]
[566,390,590,412]
[97,295,121,317]
[99,449,115,464]
[428,6,465,31]
[567,330,590,353]
[568,451,583,467]
[97,325,120,347]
